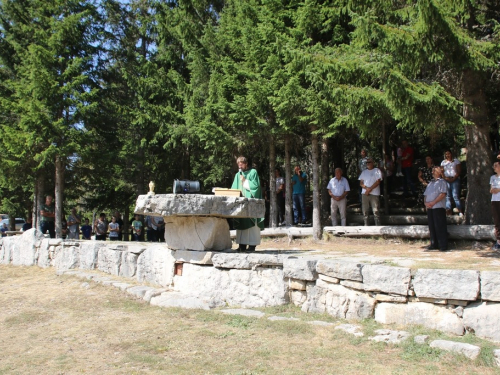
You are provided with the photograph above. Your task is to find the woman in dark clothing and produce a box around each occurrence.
[417,156,434,206]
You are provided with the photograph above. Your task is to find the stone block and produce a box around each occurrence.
[463,302,500,342]
[10,229,44,266]
[416,297,447,305]
[173,263,287,308]
[448,299,468,307]
[285,278,307,291]
[37,239,51,268]
[150,292,212,310]
[374,294,408,303]
[174,249,215,265]
[212,253,283,269]
[97,247,138,278]
[302,279,375,320]
[136,245,176,287]
[413,269,479,301]
[362,264,411,296]
[135,194,265,218]
[316,259,363,281]
[283,257,318,281]
[79,241,104,270]
[290,290,307,306]
[429,340,481,360]
[369,329,410,344]
[340,280,365,290]
[318,274,340,284]
[164,217,232,251]
[480,271,500,302]
[375,302,464,336]
[53,245,80,271]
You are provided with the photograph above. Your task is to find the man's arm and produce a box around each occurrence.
[425,192,447,208]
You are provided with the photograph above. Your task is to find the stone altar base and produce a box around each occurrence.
[164,216,232,251]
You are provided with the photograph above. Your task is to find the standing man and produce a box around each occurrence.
[490,162,500,250]
[359,158,383,226]
[327,168,350,226]
[275,168,286,226]
[231,156,264,252]
[40,195,55,238]
[67,207,81,240]
[292,165,308,225]
[424,166,448,251]
[358,149,369,203]
[114,211,124,240]
[401,140,417,197]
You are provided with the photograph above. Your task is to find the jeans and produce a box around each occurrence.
[40,221,55,238]
[293,193,307,223]
[402,167,416,196]
[445,178,462,211]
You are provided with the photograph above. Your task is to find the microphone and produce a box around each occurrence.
[239,168,242,175]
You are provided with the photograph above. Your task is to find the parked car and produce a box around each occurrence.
[0,218,26,231]
[0,214,8,220]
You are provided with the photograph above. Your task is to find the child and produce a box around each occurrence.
[81,218,92,240]
[131,215,142,241]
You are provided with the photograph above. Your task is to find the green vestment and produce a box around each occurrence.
[231,169,265,230]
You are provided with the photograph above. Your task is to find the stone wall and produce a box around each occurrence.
[2,229,500,343]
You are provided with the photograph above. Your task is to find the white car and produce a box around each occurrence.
[0,218,26,231]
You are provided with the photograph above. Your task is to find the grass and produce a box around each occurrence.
[1,265,500,374]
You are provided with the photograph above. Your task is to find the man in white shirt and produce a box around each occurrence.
[358,158,383,226]
[327,168,350,226]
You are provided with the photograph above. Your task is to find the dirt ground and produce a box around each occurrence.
[1,265,500,375]
[259,236,500,271]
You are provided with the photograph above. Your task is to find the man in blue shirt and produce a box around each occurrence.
[292,165,308,225]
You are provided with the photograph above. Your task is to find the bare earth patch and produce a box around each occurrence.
[1,264,499,374]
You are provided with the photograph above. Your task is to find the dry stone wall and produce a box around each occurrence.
[2,229,500,343]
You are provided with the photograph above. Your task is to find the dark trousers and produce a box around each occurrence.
[40,221,55,238]
[427,208,448,250]
[276,193,285,223]
[492,201,500,241]
[402,167,416,196]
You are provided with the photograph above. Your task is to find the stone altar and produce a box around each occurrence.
[134,194,265,251]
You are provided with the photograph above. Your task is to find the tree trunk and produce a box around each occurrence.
[269,136,277,228]
[284,135,293,226]
[321,137,330,222]
[54,155,64,238]
[311,125,322,240]
[462,69,492,225]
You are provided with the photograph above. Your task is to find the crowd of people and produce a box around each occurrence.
[34,196,166,242]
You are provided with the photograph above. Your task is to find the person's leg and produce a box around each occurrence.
[361,194,370,226]
[370,195,381,226]
[451,178,462,212]
[445,181,453,211]
[292,194,299,224]
[331,199,338,226]
[48,221,55,238]
[433,208,448,250]
[299,193,307,222]
[339,198,347,226]
[426,209,438,249]
[40,221,48,235]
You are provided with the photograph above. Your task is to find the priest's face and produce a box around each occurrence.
[238,161,248,171]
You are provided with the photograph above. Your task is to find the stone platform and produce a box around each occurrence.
[2,229,500,344]
[134,194,265,251]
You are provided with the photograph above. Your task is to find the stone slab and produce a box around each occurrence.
[429,340,481,360]
[480,271,500,302]
[413,269,479,301]
[318,274,340,284]
[302,279,375,320]
[135,194,265,218]
[285,278,307,291]
[375,302,464,335]
[212,253,283,269]
[316,259,363,281]
[361,264,411,296]
[340,280,364,291]
[369,329,410,344]
[463,302,500,342]
[283,257,318,281]
[151,292,212,310]
[136,246,176,287]
[174,249,215,265]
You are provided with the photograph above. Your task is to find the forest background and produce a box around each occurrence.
[0,0,499,239]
